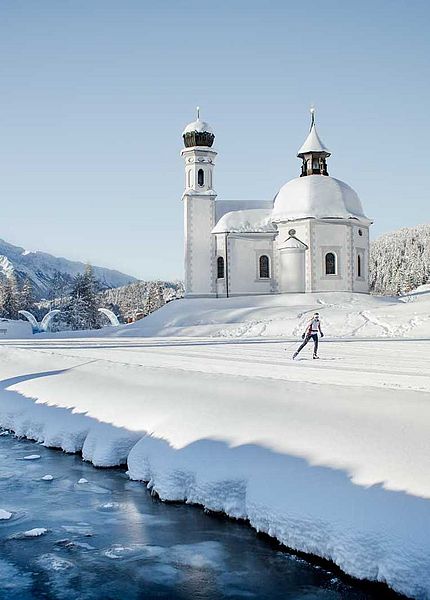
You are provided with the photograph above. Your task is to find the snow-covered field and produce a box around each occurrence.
[1,290,430,599]
[83,287,430,339]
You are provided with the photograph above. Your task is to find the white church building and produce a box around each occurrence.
[181,109,372,298]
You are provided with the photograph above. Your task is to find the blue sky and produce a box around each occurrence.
[0,0,428,279]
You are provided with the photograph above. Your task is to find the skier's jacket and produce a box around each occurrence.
[303,318,323,338]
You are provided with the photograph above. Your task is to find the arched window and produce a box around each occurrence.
[259,255,270,278]
[325,252,336,275]
[217,256,225,279]
[357,253,362,278]
[198,169,204,187]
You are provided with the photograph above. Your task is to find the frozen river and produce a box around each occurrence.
[0,432,394,600]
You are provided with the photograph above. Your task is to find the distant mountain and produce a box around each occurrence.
[0,238,137,299]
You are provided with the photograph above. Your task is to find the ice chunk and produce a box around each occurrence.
[42,474,54,481]
[22,454,41,460]
[11,527,49,539]
[55,539,95,550]
[104,543,164,561]
[24,527,48,537]
[74,480,110,494]
[0,509,12,520]
[36,553,74,571]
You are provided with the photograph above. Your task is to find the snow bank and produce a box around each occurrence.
[0,339,430,598]
[0,319,33,339]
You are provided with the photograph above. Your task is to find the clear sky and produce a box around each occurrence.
[0,0,428,280]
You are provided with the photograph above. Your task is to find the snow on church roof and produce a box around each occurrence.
[272,175,372,224]
[183,118,213,135]
[212,209,276,234]
[297,123,331,157]
[278,235,308,250]
[215,200,273,222]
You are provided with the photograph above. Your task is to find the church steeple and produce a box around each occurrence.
[297,108,331,177]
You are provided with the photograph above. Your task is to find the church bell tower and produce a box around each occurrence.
[181,108,217,297]
[298,108,331,177]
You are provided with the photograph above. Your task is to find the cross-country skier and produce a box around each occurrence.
[293,312,324,359]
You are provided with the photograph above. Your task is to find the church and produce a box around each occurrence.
[181,109,372,298]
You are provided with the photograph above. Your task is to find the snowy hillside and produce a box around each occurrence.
[0,238,136,299]
[370,223,430,294]
[96,287,430,339]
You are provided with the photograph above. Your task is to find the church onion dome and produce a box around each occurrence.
[271,175,372,225]
[183,107,215,148]
[212,209,276,234]
[297,122,331,157]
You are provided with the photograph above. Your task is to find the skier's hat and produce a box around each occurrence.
[314,312,319,317]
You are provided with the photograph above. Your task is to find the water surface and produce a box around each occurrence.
[0,432,393,600]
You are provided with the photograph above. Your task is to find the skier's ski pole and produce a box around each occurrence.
[284,340,298,352]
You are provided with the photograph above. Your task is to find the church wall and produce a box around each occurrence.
[184,195,216,297]
[352,224,370,293]
[311,221,351,292]
[227,235,274,296]
[214,233,227,297]
[275,221,311,293]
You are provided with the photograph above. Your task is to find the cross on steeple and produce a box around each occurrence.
[310,106,315,129]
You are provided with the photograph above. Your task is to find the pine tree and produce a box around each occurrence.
[144,281,164,316]
[370,225,430,295]
[48,271,70,308]
[96,279,184,322]
[19,278,34,311]
[0,274,19,319]
[61,265,101,330]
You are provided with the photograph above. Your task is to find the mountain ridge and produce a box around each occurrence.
[0,237,137,299]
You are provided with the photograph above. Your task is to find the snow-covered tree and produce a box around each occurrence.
[47,271,72,308]
[61,265,102,330]
[97,280,184,322]
[0,274,19,318]
[19,278,35,311]
[370,224,430,295]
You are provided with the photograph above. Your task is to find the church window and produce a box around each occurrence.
[325,252,336,275]
[259,255,270,278]
[358,229,363,237]
[217,256,225,279]
[357,253,362,278]
[198,169,204,187]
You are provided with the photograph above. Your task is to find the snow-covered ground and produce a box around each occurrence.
[85,287,430,339]
[1,289,430,598]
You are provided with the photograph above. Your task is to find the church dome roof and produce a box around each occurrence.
[183,118,213,136]
[183,108,215,148]
[272,175,371,224]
